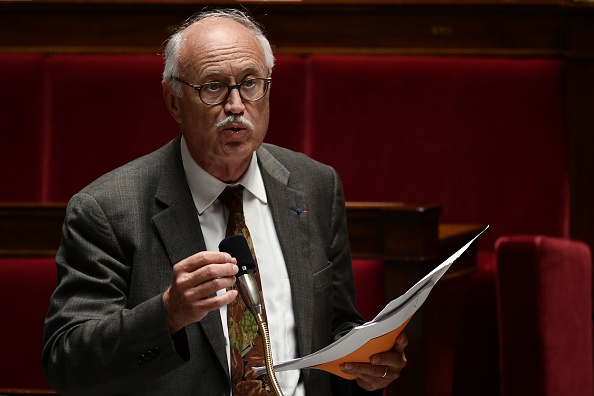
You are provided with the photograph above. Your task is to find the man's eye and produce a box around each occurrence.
[242,79,256,88]
[205,82,221,91]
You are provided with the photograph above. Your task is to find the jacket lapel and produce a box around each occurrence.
[151,136,229,380]
[257,147,315,358]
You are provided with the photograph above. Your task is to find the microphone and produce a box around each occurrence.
[219,235,285,396]
[219,234,264,317]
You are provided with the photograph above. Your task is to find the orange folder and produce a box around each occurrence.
[312,317,412,379]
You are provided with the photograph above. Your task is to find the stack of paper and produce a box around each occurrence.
[255,225,488,379]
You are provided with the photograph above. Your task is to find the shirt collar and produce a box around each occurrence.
[180,136,267,214]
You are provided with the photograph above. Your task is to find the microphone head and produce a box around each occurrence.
[219,234,256,277]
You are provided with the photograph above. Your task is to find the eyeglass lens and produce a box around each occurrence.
[201,79,268,105]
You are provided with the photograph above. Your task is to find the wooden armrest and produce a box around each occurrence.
[0,389,58,395]
[346,201,442,260]
[0,203,66,257]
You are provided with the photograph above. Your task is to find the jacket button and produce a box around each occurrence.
[137,353,147,365]
[149,346,160,358]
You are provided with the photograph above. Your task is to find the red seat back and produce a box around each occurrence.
[44,54,179,202]
[265,55,308,153]
[307,55,568,250]
[0,55,46,201]
[496,235,593,396]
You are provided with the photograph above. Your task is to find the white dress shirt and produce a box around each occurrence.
[180,137,304,396]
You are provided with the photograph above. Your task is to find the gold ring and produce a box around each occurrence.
[382,366,388,378]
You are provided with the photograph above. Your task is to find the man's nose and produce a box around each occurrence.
[224,86,245,113]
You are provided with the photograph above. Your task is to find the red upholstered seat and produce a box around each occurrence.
[495,235,593,396]
[352,258,385,322]
[44,54,179,202]
[0,54,46,201]
[0,258,56,391]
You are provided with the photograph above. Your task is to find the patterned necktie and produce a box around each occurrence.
[218,185,271,395]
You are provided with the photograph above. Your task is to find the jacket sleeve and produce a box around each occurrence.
[42,192,187,396]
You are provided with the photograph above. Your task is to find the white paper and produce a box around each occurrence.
[254,225,488,375]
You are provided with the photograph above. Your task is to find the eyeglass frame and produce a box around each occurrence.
[171,76,272,106]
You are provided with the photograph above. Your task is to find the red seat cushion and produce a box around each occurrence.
[0,258,56,389]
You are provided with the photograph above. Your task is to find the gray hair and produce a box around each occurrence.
[162,9,275,97]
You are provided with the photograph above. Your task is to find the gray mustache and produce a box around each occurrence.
[215,115,255,130]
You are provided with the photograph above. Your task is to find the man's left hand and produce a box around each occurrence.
[340,332,408,391]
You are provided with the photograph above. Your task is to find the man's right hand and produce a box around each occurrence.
[163,251,239,334]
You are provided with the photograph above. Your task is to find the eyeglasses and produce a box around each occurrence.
[172,76,272,106]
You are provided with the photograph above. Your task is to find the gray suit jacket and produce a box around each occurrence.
[43,136,363,396]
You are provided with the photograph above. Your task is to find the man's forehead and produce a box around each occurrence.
[180,18,266,77]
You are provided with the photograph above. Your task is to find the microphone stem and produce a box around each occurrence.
[255,312,284,396]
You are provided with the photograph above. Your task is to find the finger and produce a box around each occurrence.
[176,251,236,273]
[370,352,407,378]
[341,362,391,391]
[193,288,238,312]
[341,362,390,380]
[188,273,239,299]
[164,286,239,333]
[173,261,238,291]
[193,262,239,287]
[394,332,408,353]
[370,334,408,366]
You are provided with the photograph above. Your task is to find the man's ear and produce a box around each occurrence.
[162,80,182,124]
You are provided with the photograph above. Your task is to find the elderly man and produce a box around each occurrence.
[42,9,407,396]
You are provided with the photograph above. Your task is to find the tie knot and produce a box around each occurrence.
[218,184,244,215]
